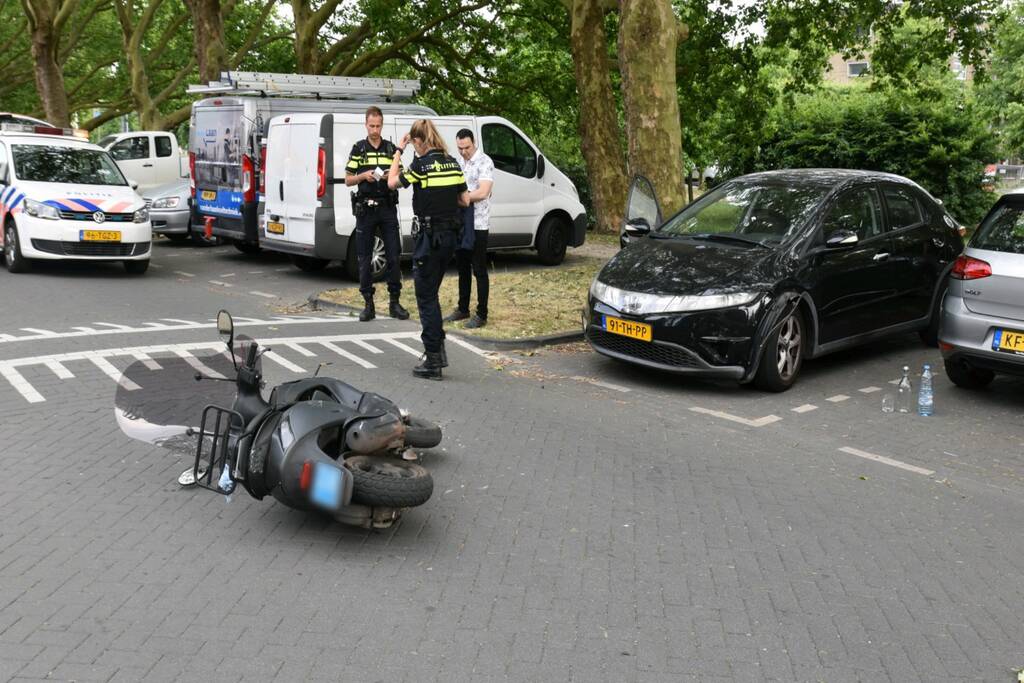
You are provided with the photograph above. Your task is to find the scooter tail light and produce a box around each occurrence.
[299,461,312,491]
[950,255,991,280]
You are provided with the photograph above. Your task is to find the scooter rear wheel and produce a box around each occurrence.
[404,416,442,449]
[344,455,433,508]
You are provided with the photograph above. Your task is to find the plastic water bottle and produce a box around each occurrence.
[918,364,934,417]
[896,366,913,414]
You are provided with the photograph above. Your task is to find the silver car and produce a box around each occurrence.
[939,190,1024,388]
[144,180,191,242]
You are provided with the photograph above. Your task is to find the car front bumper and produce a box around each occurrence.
[151,208,189,235]
[16,215,151,260]
[583,295,770,379]
[939,292,1024,376]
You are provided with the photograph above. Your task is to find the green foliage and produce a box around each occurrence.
[975,1,1024,158]
[745,80,997,225]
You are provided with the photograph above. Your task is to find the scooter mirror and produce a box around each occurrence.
[216,310,234,348]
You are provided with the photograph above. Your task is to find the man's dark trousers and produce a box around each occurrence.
[355,204,402,298]
[456,230,489,319]
[413,230,457,352]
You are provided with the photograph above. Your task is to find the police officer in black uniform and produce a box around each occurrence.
[345,106,409,322]
[387,119,470,380]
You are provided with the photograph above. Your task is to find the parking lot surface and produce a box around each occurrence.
[0,239,1021,682]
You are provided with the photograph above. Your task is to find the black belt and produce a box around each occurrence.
[358,197,392,207]
[417,216,460,231]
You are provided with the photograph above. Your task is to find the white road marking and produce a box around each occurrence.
[571,376,631,393]
[219,273,236,278]
[826,394,850,403]
[321,341,376,369]
[89,355,141,391]
[93,322,134,330]
[44,360,74,379]
[149,263,163,269]
[263,351,305,373]
[174,271,195,278]
[129,351,162,371]
[689,407,782,428]
[249,291,276,299]
[351,340,383,354]
[0,314,353,345]
[888,379,900,385]
[445,335,492,358]
[274,267,291,272]
[792,404,817,413]
[858,386,882,394]
[282,342,317,357]
[838,446,935,476]
[208,280,234,287]
[384,338,424,357]
[0,365,44,403]
[174,349,227,380]
[248,270,264,274]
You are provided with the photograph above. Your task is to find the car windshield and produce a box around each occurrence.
[12,144,127,186]
[657,180,830,245]
[971,202,1024,255]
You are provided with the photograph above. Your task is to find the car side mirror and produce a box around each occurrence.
[129,179,139,191]
[217,309,234,351]
[825,230,859,248]
[623,217,652,238]
[537,155,545,179]
[0,162,7,183]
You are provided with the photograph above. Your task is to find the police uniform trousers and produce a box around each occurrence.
[355,203,402,299]
[412,225,458,353]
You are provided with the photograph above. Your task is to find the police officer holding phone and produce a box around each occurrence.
[388,119,470,380]
[346,106,409,322]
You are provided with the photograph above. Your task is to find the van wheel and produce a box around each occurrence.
[344,228,388,282]
[292,255,329,272]
[753,309,804,392]
[4,222,30,273]
[535,216,567,266]
[233,240,261,254]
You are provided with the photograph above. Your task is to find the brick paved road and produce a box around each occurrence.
[0,240,1022,682]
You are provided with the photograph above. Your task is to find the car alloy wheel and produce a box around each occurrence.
[370,234,387,277]
[776,313,802,382]
[3,225,13,266]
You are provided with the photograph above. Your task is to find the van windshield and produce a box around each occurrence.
[12,144,127,186]
[191,106,245,191]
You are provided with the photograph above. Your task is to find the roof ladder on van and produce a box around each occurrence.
[186,71,420,102]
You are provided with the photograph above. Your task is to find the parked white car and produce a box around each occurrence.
[98,131,188,194]
[0,124,151,274]
[260,112,587,278]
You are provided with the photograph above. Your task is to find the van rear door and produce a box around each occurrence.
[264,114,321,247]
[191,104,245,219]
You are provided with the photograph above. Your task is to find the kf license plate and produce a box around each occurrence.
[200,190,217,201]
[310,462,343,510]
[80,230,121,242]
[267,221,285,235]
[992,328,1024,355]
[603,315,652,342]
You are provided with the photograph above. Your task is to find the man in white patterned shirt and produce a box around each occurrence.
[444,128,495,328]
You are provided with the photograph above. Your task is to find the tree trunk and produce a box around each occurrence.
[291,0,318,73]
[618,0,685,215]
[187,0,226,83]
[569,0,627,234]
[28,22,71,127]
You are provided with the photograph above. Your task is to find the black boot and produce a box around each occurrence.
[358,297,375,322]
[413,351,444,380]
[389,294,410,320]
[439,341,449,368]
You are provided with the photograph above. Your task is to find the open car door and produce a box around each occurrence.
[622,175,662,247]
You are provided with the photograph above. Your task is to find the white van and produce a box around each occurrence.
[260,113,587,278]
[98,131,188,193]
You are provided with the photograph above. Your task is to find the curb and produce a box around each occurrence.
[309,294,585,350]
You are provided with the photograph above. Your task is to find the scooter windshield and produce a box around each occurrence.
[114,335,259,458]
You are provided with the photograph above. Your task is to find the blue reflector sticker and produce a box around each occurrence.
[310,462,343,510]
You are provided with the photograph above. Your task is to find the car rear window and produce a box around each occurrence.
[971,202,1024,255]
[12,144,127,186]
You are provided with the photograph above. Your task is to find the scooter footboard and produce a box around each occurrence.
[192,405,244,493]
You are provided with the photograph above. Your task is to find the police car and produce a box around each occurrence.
[0,123,151,274]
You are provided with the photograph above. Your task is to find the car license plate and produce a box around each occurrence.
[80,230,121,242]
[267,221,285,235]
[310,462,343,510]
[603,315,652,342]
[201,190,217,201]
[992,328,1024,355]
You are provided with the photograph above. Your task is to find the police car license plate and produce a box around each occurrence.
[81,230,121,242]
[267,221,285,235]
[603,315,652,342]
[993,328,1024,355]
[201,190,217,200]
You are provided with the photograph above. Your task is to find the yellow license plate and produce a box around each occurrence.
[201,190,217,200]
[994,328,1024,354]
[267,221,285,235]
[81,230,121,242]
[604,315,652,342]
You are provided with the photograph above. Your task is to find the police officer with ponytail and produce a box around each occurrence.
[387,119,470,380]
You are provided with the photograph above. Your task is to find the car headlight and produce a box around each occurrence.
[133,207,150,223]
[23,199,60,220]
[150,196,180,209]
[589,279,760,314]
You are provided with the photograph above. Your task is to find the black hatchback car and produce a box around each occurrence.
[585,170,964,390]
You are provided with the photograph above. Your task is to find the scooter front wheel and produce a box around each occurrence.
[344,455,434,508]
[404,416,442,449]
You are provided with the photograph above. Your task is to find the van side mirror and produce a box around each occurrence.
[623,217,652,238]
[825,230,859,248]
[537,155,545,179]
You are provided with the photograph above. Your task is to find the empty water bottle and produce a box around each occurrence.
[896,366,913,413]
[918,364,934,416]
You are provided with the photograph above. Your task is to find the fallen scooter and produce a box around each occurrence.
[115,310,443,528]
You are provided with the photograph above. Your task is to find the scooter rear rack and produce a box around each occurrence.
[192,405,244,493]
